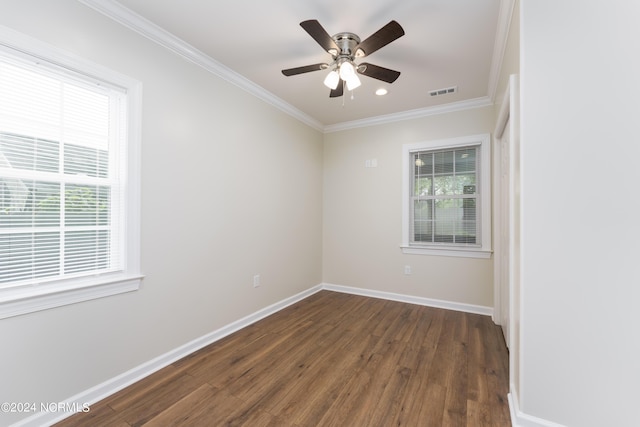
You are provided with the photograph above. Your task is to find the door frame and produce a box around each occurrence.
[493,74,520,346]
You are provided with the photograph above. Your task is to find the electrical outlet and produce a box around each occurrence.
[253,274,260,288]
[404,265,412,275]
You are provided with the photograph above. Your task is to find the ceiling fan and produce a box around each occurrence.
[281,19,405,98]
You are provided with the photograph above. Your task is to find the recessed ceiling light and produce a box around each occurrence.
[375,88,388,96]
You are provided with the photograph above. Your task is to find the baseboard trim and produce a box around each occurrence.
[13,282,492,426]
[508,384,566,427]
[321,283,493,316]
[11,284,323,427]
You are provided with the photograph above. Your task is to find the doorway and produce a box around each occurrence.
[493,74,521,396]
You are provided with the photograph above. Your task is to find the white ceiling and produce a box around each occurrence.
[83,0,510,131]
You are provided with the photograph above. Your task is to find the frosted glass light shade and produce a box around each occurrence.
[323,70,340,89]
[339,61,356,80]
[346,74,361,90]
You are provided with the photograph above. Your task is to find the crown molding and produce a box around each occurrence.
[79,0,512,134]
[78,0,324,132]
[323,96,493,133]
[487,0,516,102]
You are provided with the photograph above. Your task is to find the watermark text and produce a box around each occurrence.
[1,402,90,413]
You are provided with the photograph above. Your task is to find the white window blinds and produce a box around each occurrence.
[402,134,491,258]
[411,146,479,246]
[0,55,127,288]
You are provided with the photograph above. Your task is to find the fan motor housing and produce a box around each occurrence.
[331,32,361,58]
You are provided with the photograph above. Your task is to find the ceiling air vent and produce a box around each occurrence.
[429,86,458,97]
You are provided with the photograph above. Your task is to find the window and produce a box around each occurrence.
[0,28,141,318]
[402,134,491,258]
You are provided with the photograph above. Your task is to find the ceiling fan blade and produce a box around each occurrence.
[281,63,327,76]
[357,63,401,83]
[329,81,344,98]
[356,20,405,57]
[300,20,340,54]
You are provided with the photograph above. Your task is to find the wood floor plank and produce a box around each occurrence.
[424,311,457,389]
[442,340,470,426]
[185,321,311,388]
[55,291,511,427]
[262,327,360,418]
[101,365,176,411]
[98,365,203,427]
[226,322,331,404]
[467,399,494,427]
[51,402,126,427]
[371,299,406,337]
[393,343,440,426]
[479,314,511,425]
[170,315,272,373]
[289,333,381,426]
[365,364,412,427]
[314,351,385,426]
[403,305,435,350]
[415,382,448,427]
[341,297,388,339]
[142,383,242,427]
[467,318,490,404]
[334,338,408,426]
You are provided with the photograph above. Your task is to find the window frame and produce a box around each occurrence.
[0,26,142,319]
[401,134,492,258]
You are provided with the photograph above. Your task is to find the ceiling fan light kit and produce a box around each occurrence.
[282,19,405,98]
[323,70,340,90]
[346,73,361,91]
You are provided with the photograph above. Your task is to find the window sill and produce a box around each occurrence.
[400,245,493,259]
[0,274,144,319]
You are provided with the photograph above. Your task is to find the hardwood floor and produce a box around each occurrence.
[56,291,511,426]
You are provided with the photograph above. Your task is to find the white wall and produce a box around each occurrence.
[0,1,323,425]
[323,107,495,308]
[520,1,640,426]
